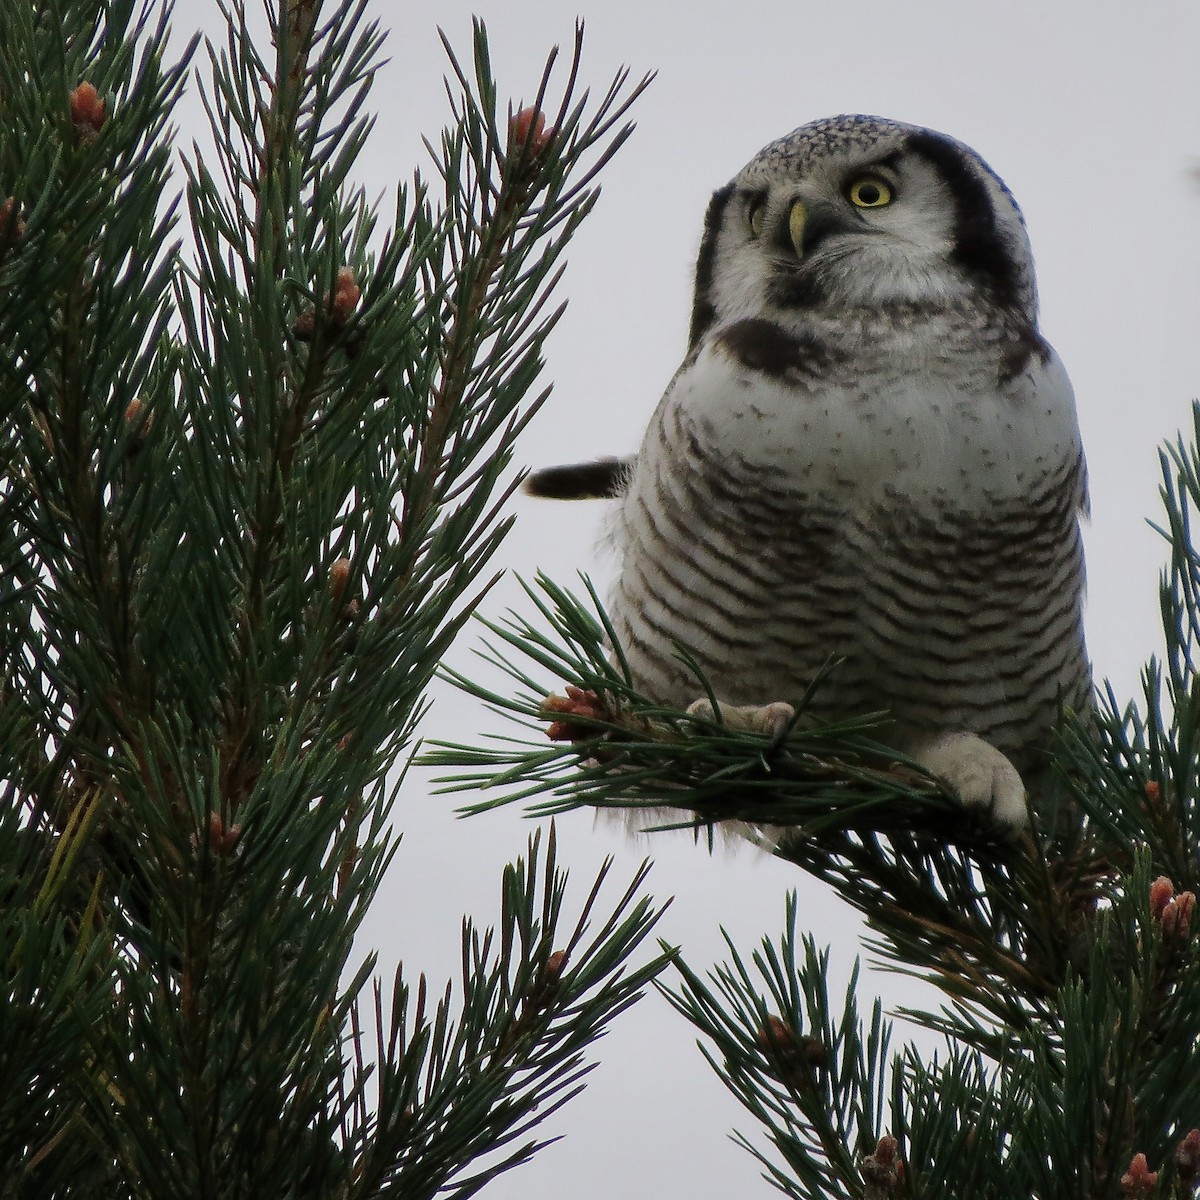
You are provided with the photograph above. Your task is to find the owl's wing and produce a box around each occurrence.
[523,457,632,500]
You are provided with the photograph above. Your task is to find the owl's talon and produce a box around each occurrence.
[686,698,796,739]
[908,731,1029,833]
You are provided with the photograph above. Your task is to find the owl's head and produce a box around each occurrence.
[689,115,1038,347]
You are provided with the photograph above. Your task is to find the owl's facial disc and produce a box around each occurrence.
[688,116,1038,345]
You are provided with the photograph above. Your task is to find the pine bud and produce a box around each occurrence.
[329,557,351,605]
[1176,1129,1200,1183]
[1177,891,1195,934]
[521,949,570,1016]
[208,812,241,854]
[292,267,361,341]
[509,106,553,157]
[543,949,568,984]
[1143,780,1161,808]
[542,686,609,742]
[870,1136,898,1167]
[802,1036,829,1068]
[1150,876,1174,919]
[124,398,153,451]
[861,1135,901,1197]
[291,308,317,341]
[755,1015,796,1054]
[1163,891,1195,939]
[69,81,107,142]
[331,266,361,323]
[755,1017,826,1088]
[1120,1152,1158,1196]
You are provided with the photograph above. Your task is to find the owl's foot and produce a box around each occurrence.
[686,697,796,739]
[907,731,1028,832]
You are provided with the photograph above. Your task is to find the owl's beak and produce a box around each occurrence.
[789,199,853,257]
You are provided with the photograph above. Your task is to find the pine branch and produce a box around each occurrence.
[338,827,669,1200]
[667,865,1200,1200]
[431,402,1200,1198]
[2,1,658,1194]
[427,573,1110,1040]
[664,900,892,1200]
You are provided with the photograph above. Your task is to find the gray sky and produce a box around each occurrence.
[187,1,1200,1194]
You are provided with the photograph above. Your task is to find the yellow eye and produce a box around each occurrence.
[788,199,807,255]
[748,201,765,237]
[847,176,893,208]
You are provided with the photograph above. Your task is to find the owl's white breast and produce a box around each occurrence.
[662,319,1081,512]
[610,311,1090,748]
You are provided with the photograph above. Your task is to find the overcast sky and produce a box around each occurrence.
[181,1,1200,1195]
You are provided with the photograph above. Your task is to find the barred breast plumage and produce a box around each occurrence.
[529,115,1091,831]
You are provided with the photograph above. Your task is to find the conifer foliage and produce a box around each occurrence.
[434,375,1200,1188]
[0,1,666,1195]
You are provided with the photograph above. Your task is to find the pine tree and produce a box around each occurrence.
[434,336,1200,1189]
[0,2,669,1195]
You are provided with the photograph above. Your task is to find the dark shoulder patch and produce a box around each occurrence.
[905,130,1022,310]
[688,183,735,348]
[523,458,631,500]
[715,318,836,379]
[999,323,1053,383]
